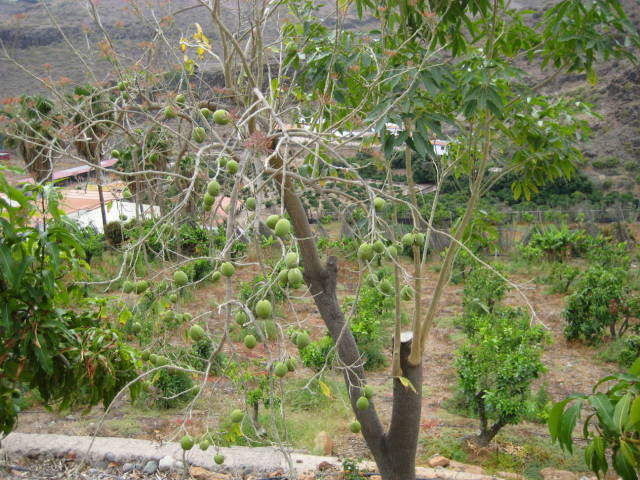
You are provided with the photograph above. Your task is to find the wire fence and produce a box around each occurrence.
[321,205,639,255]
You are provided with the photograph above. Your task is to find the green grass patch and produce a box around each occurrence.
[419,427,588,479]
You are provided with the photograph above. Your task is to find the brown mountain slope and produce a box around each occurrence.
[0,0,638,193]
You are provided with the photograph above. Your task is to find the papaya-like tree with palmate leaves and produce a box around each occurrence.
[1,0,638,479]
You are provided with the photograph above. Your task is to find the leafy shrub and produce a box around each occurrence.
[462,265,509,317]
[152,368,196,409]
[456,308,548,445]
[75,224,105,262]
[599,335,640,368]
[212,225,247,259]
[104,220,125,247]
[176,222,209,256]
[174,336,227,372]
[181,258,215,283]
[299,336,335,371]
[344,279,394,370]
[586,238,631,270]
[592,157,620,169]
[549,358,640,480]
[0,174,139,434]
[523,383,553,424]
[285,377,344,411]
[525,225,587,262]
[563,266,635,344]
[617,335,640,367]
[542,263,581,294]
[239,273,286,311]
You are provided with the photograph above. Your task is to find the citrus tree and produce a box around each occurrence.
[1,0,638,478]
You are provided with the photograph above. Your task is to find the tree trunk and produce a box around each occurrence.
[474,391,505,446]
[97,171,108,232]
[474,420,505,447]
[272,153,422,480]
[381,335,423,480]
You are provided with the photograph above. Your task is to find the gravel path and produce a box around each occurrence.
[0,433,510,480]
[1,432,338,476]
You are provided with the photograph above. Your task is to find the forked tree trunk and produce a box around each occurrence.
[272,153,423,480]
[473,391,505,447]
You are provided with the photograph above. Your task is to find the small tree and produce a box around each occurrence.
[563,266,637,344]
[456,307,548,446]
[461,265,510,317]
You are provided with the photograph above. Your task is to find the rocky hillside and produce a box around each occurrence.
[0,0,638,193]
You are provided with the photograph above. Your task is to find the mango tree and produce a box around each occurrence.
[0,169,139,436]
[5,0,638,479]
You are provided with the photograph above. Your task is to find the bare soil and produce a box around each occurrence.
[11,248,624,469]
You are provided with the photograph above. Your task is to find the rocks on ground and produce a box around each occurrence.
[190,465,232,480]
[540,468,580,480]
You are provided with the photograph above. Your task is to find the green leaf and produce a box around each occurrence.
[590,393,618,435]
[585,435,608,477]
[614,447,638,480]
[620,440,639,468]
[629,357,640,376]
[118,308,132,325]
[549,398,572,442]
[559,401,582,453]
[626,395,640,430]
[614,393,633,434]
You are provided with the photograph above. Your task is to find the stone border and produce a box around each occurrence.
[1,433,513,480]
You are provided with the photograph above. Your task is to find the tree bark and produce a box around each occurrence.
[383,335,423,480]
[474,391,505,446]
[271,153,423,480]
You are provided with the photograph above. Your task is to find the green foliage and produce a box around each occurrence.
[342,458,362,480]
[541,263,581,294]
[285,377,345,411]
[523,383,553,424]
[317,236,357,258]
[299,336,335,371]
[456,308,548,443]
[104,220,126,247]
[344,278,394,370]
[563,266,636,344]
[0,171,138,434]
[238,273,286,311]
[75,224,105,263]
[462,266,509,318]
[586,238,631,270]
[151,368,196,409]
[181,258,215,283]
[592,157,620,169]
[548,358,640,480]
[177,222,209,256]
[524,225,588,263]
[600,336,640,369]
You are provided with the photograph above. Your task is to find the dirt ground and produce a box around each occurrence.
[11,243,624,471]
